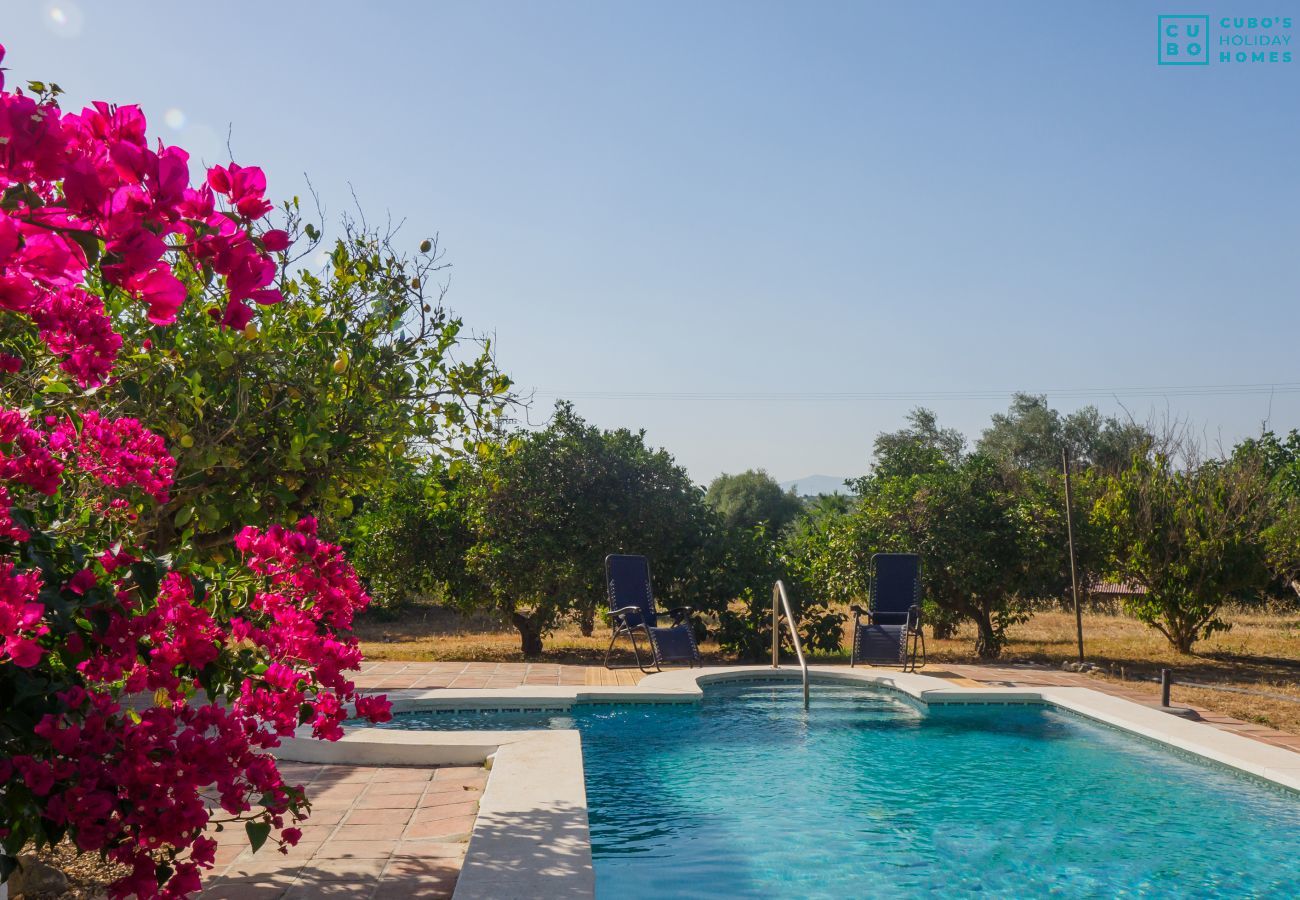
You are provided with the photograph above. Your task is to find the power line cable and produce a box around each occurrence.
[530,381,1300,403]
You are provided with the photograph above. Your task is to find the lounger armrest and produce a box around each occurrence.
[850,605,867,618]
[907,604,922,631]
[665,606,693,624]
[605,605,642,622]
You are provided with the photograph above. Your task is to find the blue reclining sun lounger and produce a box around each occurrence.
[850,552,925,671]
[603,554,701,673]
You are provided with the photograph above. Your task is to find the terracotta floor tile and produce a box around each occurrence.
[345,807,414,826]
[277,766,324,782]
[273,842,323,863]
[411,801,478,823]
[403,816,476,840]
[213,845,249,865]
[300,797,357,811]
[311,840,397,859]
[298,808,346,826]
[420,788,480,807]
[284,826,336,845]
[198,881,291,899]
[355,792,424,809]
[334,823,408,841]
[383,858,461,878]
[295,858,388,881]
[315,769,377,785]
[308,784,367,802]
[221,860,306,881]
[429,775,486,791]
[370,881,453,900]
[432,766,483,780]
[391,841,466,859]
[369,781,432,795]
[371,768,436,783]
[281,879,379,899]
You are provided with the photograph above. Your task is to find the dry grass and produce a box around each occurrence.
[353,603,1300,733]
[933,607,1300,733]
[354,605,730,665]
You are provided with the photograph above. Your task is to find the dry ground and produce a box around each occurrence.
[354,604,1300,734]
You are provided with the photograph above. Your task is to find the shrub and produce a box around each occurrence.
[0,47,389,898]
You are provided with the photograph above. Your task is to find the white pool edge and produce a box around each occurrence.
[270,666,1300,899]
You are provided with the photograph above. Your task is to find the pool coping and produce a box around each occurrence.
[271,665,1300,898]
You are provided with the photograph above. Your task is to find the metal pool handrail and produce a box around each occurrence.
[771,580,809,709]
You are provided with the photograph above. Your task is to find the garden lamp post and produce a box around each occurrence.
[1062,445,1084,663]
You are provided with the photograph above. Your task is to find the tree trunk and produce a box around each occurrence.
[931,618,956,640]
[973,613,1001,659]
[578,600,596,638]
[511,611,545,658]
[1170,628,1196,655]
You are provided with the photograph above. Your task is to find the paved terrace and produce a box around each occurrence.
[349,660,1300,753]
[199,762,485,899]
[198,661,1300,897]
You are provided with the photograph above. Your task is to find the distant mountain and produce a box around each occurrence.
[779,475,850,497]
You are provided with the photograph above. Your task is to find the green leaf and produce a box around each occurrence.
[246,820,271,853]
[65,229,102,268]
[130,561,161,603]
[42,381,72,394]
[174,507,193,527]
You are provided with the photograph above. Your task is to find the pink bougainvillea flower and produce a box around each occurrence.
[125,265,187,325]
[221,299,256,330]
[6,637,44,667]
[31,287,124,386]
[49,410,175,503]
[260,229,291,252]
[0,48,335,897]
[17,232,87,287]
[66,568,98,595]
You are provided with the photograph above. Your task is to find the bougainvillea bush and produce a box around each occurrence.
[0,43,390,897]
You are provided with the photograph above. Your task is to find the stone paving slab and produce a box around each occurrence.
[352,660,628,691]
[198,763,485,898]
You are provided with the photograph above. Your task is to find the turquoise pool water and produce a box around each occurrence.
[382,682,1300,898]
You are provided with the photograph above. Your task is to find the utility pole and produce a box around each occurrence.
[1062,445,1084,663]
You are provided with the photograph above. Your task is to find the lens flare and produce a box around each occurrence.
[43,0,84,37]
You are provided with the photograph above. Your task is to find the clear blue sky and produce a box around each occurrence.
[5,1,1298,483]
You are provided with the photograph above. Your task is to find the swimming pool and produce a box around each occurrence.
[382,682,1300,898]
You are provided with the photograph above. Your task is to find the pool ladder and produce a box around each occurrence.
[771,580,810,709]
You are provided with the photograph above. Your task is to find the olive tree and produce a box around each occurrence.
[978,393,1150,474]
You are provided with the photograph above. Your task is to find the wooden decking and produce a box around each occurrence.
[583,667,647,686]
